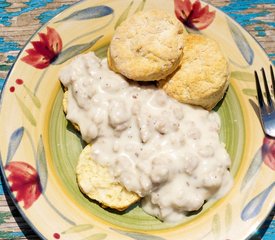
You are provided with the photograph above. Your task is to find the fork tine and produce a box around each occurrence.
[270,65,275,97]
[255,70,267,114]
[261,68,274,110]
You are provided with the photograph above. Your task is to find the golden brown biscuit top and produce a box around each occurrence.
[109,9,185,81]
[159,34,229,110]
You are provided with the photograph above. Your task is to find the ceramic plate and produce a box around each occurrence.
[0,0,274,239]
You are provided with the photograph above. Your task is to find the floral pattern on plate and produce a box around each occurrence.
[21,27,63,69]
[174,0,215,30]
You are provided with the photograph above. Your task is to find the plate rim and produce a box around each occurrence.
[0,0,274,239]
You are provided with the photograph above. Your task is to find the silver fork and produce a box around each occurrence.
[254,65,275,138]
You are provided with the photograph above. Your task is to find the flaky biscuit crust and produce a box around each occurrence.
[159,34,229,110]
[62,90,80,131]
[109,9,185,81]
[76,145,140,211]
[63,93,140,210]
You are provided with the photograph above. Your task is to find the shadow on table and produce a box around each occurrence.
[0,174,40,240]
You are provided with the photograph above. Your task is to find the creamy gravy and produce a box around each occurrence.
[60,53,233,222]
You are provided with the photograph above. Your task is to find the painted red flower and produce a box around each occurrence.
[262,137,275,170]
[21,26,62,69]
[5,161,42,209]
[174,0,216,30]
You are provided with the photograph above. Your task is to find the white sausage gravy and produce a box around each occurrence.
[60,53,233,222]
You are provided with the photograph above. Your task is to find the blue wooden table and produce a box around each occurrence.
[0,0,274,239]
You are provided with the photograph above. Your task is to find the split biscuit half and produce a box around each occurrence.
[63,92,140,210]
[76,144,140,211]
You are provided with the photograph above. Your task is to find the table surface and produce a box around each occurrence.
[0,0,274,239]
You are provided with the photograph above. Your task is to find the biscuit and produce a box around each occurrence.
[159,34,229,110]
[63,93,140,210]
[63,90,80,131]
[76,144,140,211]
[108,9,185,81]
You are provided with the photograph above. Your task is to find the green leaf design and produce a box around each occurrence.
[15,95,36,126]
[23,85,41,108]
[114,1,133,29]
[240,148,262,191]
[112,229,165,240]
[225,204,232,232]
[242,88,256,97]
[56,6,113,23]
[230,71,254,82]
[24,128,37,161]
[134,0,146,13]
[211,214,221,239]
[94,44,109,59]
[62,224,94,234]
[53,35,103,65]
[82,233,107,240]
[36,135,48,192]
